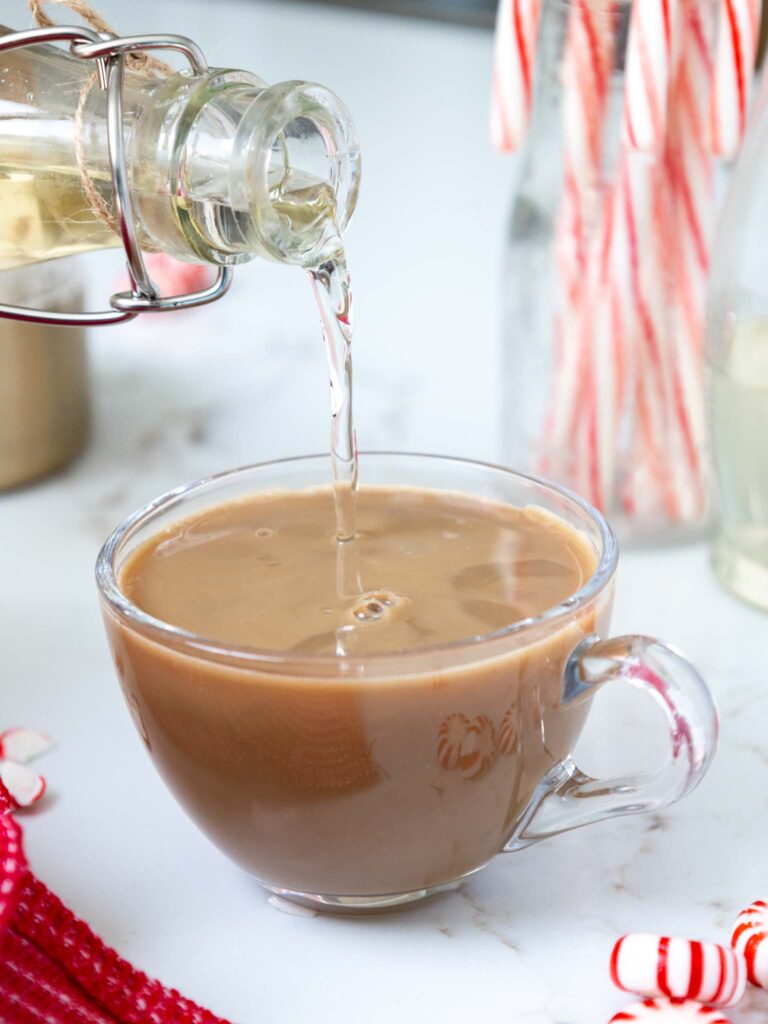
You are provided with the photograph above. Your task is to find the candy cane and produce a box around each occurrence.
[491,0,543,151]
[618,0,718,524]
[661,0,717,519]
[542,0,615,505]
[619,148,691,521]
[528,0,741,524]
[561,0,615,223]
[619,2,670,517]
[710,0,761,157]
[580,177,621,510]
[623,0,680,151]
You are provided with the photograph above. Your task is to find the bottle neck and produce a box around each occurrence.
[0,29,360,270]
[122,70,360,268]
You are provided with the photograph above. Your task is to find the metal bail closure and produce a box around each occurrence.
[0,27,233,327]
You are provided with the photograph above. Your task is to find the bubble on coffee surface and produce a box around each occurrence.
[348,590,408,624]
[255,527,274,538]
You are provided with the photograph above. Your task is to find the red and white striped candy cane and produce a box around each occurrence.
[491,0,543,151]
[544,0,615,505]
[609,998,733,1024]
[617,148,691,521]
[548,183,617,508]
[623,0,681,151]
[710,0,761,157]
[582,179,621,509]
[610,934,747,1007]
[531,0,733,523]
[617,0,670,518]
[732,900,768,988]
[561,0,615,236]
[662,0,718,520]
[619,0,716,523]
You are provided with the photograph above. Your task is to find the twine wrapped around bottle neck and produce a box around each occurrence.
[29,0,173,76]
[28,0,174,234]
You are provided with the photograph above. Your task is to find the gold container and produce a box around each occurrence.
[0,261,89,489]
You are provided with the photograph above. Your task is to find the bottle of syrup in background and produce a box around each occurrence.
[708,63,768,611]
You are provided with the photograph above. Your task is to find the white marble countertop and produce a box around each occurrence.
[3,0,768,1021]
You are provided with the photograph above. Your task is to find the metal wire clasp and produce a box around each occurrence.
[0,26,233,326]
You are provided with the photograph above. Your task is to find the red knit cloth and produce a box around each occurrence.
[0,781,231,1024]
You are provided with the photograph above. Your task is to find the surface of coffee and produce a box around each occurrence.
[120,485,596,654]
[107,485,607,898]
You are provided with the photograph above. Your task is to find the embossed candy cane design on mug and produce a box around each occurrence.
[437,707,525,780]
[497,705,519,755]
[459,715,497,780]
[436,713,470,769]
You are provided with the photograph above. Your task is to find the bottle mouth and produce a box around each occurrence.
[241,81,361,267]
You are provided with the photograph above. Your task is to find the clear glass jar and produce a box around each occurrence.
[0,25,360,270]
[708,66,768,610]
[501,0,725,541]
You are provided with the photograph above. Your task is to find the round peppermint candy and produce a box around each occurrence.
[732,900,768,988]
[611,934,746,1007]
[609,998,733,1024]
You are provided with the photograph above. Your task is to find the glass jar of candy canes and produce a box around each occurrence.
[492,0,758,540]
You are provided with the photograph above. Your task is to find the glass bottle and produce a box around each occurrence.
[708,67,768,611]
[0,25,360,272]
[501,0,725,541]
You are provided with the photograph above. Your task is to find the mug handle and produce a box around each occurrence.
[504,634,718,851]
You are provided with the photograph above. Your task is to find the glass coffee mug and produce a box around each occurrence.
[96,454,718,912]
